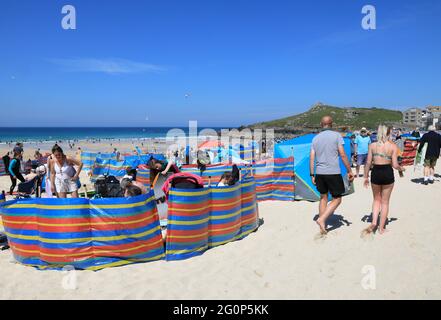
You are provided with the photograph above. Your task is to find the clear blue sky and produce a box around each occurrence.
[1,0,440,127]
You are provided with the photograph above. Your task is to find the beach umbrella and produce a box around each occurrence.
[198,140,224,150]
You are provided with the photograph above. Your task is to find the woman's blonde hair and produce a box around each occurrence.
[376,125,391,144]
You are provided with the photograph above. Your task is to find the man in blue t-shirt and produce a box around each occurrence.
[354,128,371,177]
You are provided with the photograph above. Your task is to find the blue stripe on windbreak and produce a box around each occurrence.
[4,220,159,240]
[209,214,241,225]
[166,222,208,231]
[8,230,161,249]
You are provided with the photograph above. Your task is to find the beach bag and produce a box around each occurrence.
[414,142,427,171]
[197,150,211,173]
[161,172,204,200]
[197,150,211,165]
[94,175,124,198]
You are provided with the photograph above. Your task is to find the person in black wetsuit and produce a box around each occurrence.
[418,125,441,185]
[8,150,26,195]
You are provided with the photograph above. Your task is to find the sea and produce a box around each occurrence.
[0,127,227,143]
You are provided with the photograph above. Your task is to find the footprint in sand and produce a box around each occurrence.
[314,232,327,242]
[360,229,374,241]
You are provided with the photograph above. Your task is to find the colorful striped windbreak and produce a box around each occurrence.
[165,177,259,261]
[81,152,117,172]
[253,157,295,201]
[180,157,295,202]
[90,158,132,182]
[401,140,419,166]
[0,191,165,271]
[136,165,151,187]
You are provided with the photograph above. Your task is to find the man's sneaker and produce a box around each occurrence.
[429,179,435,184]
[423,180,429,185]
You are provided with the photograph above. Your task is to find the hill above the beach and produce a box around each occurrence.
[247,103,403,131]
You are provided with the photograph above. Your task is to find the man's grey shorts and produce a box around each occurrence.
[357,153,368,166]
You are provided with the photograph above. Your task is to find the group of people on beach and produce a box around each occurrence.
[3,118,440,237]
[3,143,84,198]
[310,115,441,236]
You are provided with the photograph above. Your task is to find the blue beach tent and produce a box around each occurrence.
[274,133,354,201]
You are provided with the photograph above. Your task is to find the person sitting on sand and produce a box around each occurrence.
[310,116,354,235]
[124,184,143,197]
[120,176,148,195]
[49,145,83,198]
[218,172,234,186]
[363,125,405,235]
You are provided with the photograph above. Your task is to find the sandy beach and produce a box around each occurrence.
[1,159,440,300]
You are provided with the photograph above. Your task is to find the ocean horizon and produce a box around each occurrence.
[0,127,229,143]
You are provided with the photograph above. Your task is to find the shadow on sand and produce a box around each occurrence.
[313,214,352,232]
[361,213,398,227]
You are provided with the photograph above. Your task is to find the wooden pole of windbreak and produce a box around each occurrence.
[151,173,160,188]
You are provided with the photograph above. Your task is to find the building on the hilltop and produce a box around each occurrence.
[403,107,424,127]
[426,106,441,129]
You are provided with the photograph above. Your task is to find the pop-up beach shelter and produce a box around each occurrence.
[275,133,353,201]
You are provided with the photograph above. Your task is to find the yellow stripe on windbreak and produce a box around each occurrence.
[166,246,207,255]
[6,196,155,210]
[170,203,254,221]
[86,253,166,271]
[211,184,241,193]
[167,217,209,226]
[210,221,242,233]
[211,198,241,207]
[167,231,208,239]
[12,238,164,258]
[169,189,211,197]
[210,209,241,220]
[209,226,257,247]
[5,225,161,244]
[169,205,211,213]
[2,212,157,227]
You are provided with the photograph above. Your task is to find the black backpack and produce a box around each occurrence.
[94,175,124,198]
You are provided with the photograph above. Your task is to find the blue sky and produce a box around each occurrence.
[1,0,440,127]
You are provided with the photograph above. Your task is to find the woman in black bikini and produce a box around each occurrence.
[363,125,405,234]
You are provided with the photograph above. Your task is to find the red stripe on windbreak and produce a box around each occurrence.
[4,211,152,225]
[3,213,159,232]
[9,239,164,262]
[10,235,163,254]
[209,220,241,233]
[168,209,210,218]
[211,199,241,211]
[166,236,207,244]
[14,245,159,263]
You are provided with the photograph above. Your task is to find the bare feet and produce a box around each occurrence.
[361,224,376,239]
[316,218,327,235]
[365,224,376,233]
[379,228,389,235]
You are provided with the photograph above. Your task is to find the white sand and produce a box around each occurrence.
[1,163,441,300]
